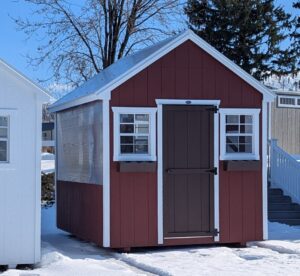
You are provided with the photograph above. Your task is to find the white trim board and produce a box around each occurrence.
[262,101,268,240]
[156,99,220,244]
[49,29,275,113]
[103,97,111,247]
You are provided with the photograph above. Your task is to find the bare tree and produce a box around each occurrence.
[14,0,182,87]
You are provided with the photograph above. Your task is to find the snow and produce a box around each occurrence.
[41,153,55,174]
[3,206,146,276]
[3,206,300,275]
[120,222,300,276]
[264,73,300,91]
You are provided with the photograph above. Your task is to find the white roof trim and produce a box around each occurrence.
[0,58,51,102]
[50,29,275,112]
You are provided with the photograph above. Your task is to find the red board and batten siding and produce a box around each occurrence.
[57,181,103,246]
[110,40,263,248]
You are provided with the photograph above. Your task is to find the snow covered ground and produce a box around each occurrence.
[3,206,300,276]
[3,206,147,276]
[41,153,55,174]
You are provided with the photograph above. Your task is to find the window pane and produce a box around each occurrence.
[134,145,148,154]
[134,136,148,145]
[0,116,8,127]
[226,125,239,133]
[120,114,134,123]
[226,115,239,124]
[121,145,134,153]
[120,136,133,144]
[0,128,8,138]
[226,144,239,153]
[240,125,252,133]
[120,124,134,133]
[239,136,252,143]
[0,141,7,161]
[135,114,149,122]
[240,115,252,124]
[239,144,252,153]
[280,97,295,105]
[135,124,149,134]
[226,136,238,144]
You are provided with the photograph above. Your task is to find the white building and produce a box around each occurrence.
[0,58,50,266]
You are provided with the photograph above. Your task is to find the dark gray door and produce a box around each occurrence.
[163,105,215,238]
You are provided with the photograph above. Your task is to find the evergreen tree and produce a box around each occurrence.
[185,0,298,80]
[292,1,300,70]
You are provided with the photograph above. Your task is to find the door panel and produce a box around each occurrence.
[163,105,215,237]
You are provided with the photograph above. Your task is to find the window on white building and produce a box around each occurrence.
[0,116,9,162]
[278,95,300,108]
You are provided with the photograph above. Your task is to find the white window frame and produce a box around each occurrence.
[0,115,9,163]
[112,107,157,161]
[220,108,260,160]
[277,95,300,108]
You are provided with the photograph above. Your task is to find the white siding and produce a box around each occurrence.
[0,62,45,265]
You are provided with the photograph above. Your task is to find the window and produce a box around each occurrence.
[112,107,157,161]
[0,116,9,162]
[278,95,300,108]
[220,109,260,160]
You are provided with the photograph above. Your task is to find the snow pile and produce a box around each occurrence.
[264,73,300,91]
[41,153,55,174]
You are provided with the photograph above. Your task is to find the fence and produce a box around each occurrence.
[269,139,300,204]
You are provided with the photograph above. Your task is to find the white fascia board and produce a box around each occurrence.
[49,89,111,113]
[94,30,274,102]
[0,58,51,102]
[187,32,275,102]
[49,94,101,112]
[49,29,275,112]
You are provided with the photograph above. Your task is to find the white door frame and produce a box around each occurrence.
[156,99,220,244]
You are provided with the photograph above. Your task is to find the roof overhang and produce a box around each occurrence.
[0,58,51,102]
[49,30,275,112]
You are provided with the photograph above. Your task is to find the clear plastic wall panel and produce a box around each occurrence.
[57,102,103,184]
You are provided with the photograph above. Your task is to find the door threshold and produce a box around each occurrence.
[164,235,213,240]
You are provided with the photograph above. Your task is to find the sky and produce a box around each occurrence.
[0,0,298,90]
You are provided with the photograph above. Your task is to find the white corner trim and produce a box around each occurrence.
[262,101,268,240]
[157,103,163,244]
[219,108,261,161]
[156,99,220,244]
[103,95,111,247]
[34,102,42,262]
[112,107,157,162]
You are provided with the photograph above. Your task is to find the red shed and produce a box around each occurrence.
[49,30,275,250]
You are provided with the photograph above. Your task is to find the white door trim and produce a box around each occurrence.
[156,99,220,244]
